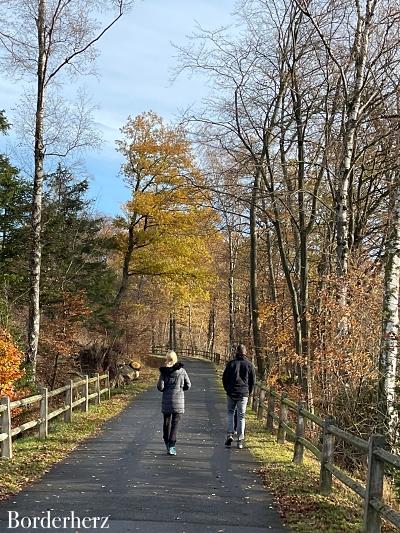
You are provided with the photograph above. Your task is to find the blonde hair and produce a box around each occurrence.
[165,350,178,367]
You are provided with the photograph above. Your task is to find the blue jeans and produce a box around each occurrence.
[227,396,248,440]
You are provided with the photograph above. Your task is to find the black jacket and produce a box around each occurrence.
[222,355,256,399]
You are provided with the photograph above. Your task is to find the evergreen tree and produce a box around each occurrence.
[41,164,116,324]
[0,112,31,302]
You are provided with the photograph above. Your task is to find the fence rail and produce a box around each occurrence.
[0,372,110,460]
[151,345,221,364]
[251,382,400,533]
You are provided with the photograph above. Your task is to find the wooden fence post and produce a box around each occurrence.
[94,373,99,405]
[84,376,89,412]
[0,396,12,459]
[96,373,101,404]
[277,393,288,444]
[257,388,266,420]
[364,434,386,533]
[266,389,275,431]
[39,387,48,439]
[293,401,306,464]
[106,371,111,400]
[64,380,73,422]
[320,416,336,495]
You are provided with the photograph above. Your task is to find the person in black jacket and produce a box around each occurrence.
[222,344,256,449]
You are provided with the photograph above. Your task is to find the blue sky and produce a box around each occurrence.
[0,0,235,216]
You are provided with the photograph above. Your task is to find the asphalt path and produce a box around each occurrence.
[0,358,287,532]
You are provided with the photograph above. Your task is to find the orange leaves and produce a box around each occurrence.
[259,300,293,355]
[40,291,91,359]
[311,268,382,382]
[258,263,382,414]
[0,328,24,397]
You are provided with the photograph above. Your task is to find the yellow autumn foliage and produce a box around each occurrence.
[115,111,220,305]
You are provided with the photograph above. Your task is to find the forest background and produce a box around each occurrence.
[1,0,400,454]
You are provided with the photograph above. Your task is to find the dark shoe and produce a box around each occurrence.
[237,440,243,449]
[225,435,234,447]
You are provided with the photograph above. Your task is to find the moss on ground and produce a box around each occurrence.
[0,366,158,501]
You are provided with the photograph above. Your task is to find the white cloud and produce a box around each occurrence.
[0,0,236,215]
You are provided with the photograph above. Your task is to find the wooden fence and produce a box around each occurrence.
[251,382,400,533]
[151,345,221,365]
[0,372,110,460]
[152,345,399,531]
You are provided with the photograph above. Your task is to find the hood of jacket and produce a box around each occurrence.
[159,362,184,375]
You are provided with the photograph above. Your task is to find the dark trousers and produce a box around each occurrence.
[163,413,181,446]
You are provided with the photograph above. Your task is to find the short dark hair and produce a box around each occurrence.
[235,344,247,357]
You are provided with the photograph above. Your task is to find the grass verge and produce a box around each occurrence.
[245,411,397,532]
[0,366,158,501]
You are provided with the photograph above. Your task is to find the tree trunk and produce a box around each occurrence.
[168,313,174,350]
[264,210,278,377]
[207,303,216,356]
[273,215,304,389]
[51,352,59,390]
[188,305,195,354]
[336,5,372,328]
[26,0,46,377]
[378,172,400,442]
[291,76,312,408]
[172,316,177,351]
[249,170,264,377]
[228,230,236,355]
[114,218,136,306]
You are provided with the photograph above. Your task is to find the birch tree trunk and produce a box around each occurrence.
[335,2,374,320]
[378,172,400,442]
[26,0,46,374]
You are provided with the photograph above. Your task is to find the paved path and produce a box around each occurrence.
[0,359,287,532]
